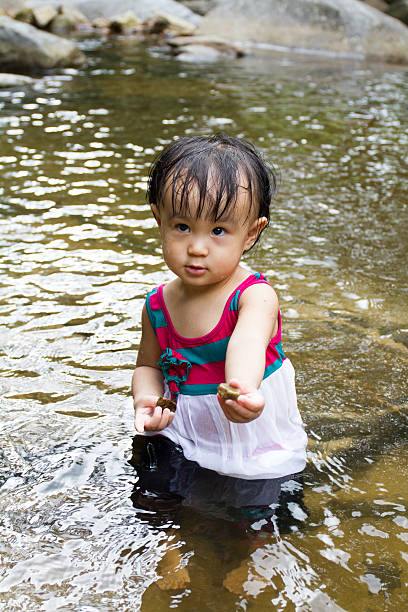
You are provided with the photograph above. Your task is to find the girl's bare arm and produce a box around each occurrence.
[133,304,175,433]
[219,283,279,423]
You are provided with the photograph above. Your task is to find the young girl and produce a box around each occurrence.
[132,133,307,482]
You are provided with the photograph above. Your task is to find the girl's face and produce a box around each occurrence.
[151,179,267,290]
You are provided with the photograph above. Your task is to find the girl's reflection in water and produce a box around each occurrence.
[129,435,309,593]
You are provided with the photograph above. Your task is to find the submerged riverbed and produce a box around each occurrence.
[0,37,407,610]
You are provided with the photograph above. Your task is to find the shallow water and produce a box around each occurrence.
[0,38,407,610]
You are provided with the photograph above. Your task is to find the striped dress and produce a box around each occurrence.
[145,273,307,479]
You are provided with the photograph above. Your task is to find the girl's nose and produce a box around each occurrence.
[187,236,208,256]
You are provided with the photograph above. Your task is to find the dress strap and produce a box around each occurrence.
[229,273,270,311]
[145,285,167,331]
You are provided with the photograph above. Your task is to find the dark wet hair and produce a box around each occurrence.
[147,134,276,242]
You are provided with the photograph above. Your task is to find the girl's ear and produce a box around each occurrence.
[151,204,161,226]
[244,217,268,251]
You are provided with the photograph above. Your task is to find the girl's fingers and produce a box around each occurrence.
[145,405,165,430]
[223,407,252,423]
[224,402,256,421]
[155,407,171,430]
[226,396,261,413]
[221,394,263,422]
[235,395,263,412]
[143,406,175,431]
[135,406,158,432]
[218,384,264,422]
[134,413,145,433]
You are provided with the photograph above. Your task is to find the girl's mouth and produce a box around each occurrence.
[185,265,207,276]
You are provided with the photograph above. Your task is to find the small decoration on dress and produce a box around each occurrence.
[158,348,192,401]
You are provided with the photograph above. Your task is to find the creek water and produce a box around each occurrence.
[0,37,407,611]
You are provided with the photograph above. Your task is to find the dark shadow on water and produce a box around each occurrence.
[128,434,309,603]
[129,434,308,535]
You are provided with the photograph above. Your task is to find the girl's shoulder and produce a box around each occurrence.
[145,283,167,329]
[230,271,278,311]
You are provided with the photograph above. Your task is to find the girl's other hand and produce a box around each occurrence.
[134,395,175,433]
[217,379,264,423]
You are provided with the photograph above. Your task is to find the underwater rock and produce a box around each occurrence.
[393,329,408,348]
[307,436,355,458]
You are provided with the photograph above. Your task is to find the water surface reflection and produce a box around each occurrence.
[0,39,407,610]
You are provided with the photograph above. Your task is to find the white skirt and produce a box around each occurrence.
[150,358,307,480]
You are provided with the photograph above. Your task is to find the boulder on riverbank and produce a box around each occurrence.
[1,0,202,39]
[14,4,89,32]
[145,11,197,35]
[0,15,86,71]
[48,7,89,35]
[198,0,408,64]
[16,0,201,26]
[168,35,244,61]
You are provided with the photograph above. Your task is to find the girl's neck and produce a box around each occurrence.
[176,265,249,300]
[164,266,251,338]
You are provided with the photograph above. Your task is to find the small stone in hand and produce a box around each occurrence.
[156,396,177,412]
[217,383,240,401]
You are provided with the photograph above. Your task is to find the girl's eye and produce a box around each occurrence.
[212,227,225,236]
[176,223,189,233]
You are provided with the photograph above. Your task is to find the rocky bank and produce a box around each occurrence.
[198,0,408,64]
[0,0,408,77]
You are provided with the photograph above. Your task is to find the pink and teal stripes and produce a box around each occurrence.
[146,274,286,397]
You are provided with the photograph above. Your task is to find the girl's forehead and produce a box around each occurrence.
[161,173,254,221]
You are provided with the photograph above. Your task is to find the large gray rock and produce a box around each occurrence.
[20,0,201,25]
[198,0,408,63]
[0,16,86,71]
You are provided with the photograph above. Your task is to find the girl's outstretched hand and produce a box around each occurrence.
[134,394,175,433]
[217,379,265,423]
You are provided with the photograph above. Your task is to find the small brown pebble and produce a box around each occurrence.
[157,396,177,412]
[217,383,241,400]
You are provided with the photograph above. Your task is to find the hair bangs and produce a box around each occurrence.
[147,134,276,237]
[171,155,256,221]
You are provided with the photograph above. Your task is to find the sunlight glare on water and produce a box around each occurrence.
[0,39,407,610]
